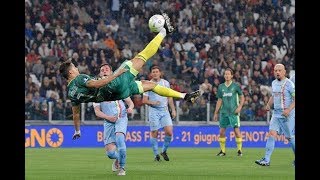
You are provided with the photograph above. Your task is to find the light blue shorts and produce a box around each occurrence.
[148,107,173,131]
[103,116,128,145]
[269,111,295,138]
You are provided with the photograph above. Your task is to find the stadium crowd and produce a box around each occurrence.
[25,0,295,121]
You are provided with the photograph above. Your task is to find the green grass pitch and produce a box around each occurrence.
[25,148,294,180]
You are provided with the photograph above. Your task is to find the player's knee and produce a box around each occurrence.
[150,130,158,138]
[164,126,173,136]
[107,150,117,159]
[142,80,157,91]
[116,133,126,149]
[268,130,278,137]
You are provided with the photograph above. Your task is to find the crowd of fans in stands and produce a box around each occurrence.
[25,0,295,121]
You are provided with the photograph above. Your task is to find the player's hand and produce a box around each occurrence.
[171,109,177,119]
[234,107,241,114]
[107,116,118,122]
[127,108,133,114]
[282,109,290,117]
[266,104,270,111]
[72,130,81,140]
[213,113,218,122]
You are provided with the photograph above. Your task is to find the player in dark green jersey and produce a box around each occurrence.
[59,14,200,139]
[213,68,245,156]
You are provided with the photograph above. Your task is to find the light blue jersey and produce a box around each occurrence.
[100,100,127,119]
[145,79,170,108]
[93,100,128,145]
[269,78,295,137]
[271,78,295,118]
[144,79,173,131]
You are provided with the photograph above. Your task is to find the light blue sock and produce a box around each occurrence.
[150,137,159,157]
[107,150,119,159]
[162,135,172,153]
[289,136,295,155]
[264,136,275,162]
[116,134,126,169]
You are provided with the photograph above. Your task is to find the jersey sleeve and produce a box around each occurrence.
[164,79,170,88]
[287,80,295,97]
[236,84,243,95]
[75,74,94,87]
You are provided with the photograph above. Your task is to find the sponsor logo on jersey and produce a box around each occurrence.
[223,92,232,97]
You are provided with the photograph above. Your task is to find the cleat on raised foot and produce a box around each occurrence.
[160,151,169,161]
[237,150,243,156]
[184,90,200,103]
[255,158,270,166]
[154,154,161,162]
[117,168,126,176]
[216,150,226,156]
[161,12,174,33]
[112,159,119,172]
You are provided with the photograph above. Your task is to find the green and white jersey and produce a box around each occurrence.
[217,81,243,115]
[67,74,98,106]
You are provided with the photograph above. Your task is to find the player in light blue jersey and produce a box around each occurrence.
[255,64,295,166]
[93,64,134,176]
[142,65,177,161]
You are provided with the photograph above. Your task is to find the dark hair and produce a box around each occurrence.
[99,63,112,71]
[59,60,73,79]
[225,67,234,75]
[149,64,161,72]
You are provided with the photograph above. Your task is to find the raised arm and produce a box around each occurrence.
[86,68,127,88]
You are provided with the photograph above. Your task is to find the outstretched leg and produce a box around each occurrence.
[130,28,167,72]
[130,12,174,72]
[139,80,200,103]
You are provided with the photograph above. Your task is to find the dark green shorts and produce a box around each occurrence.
[219,114,241,128]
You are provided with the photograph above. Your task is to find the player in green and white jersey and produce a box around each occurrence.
[213,68,245,157]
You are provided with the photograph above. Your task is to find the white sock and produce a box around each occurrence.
[159,28,167,38]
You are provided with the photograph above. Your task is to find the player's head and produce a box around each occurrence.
[150,65,161,81]
[224,68,234,81]
[274,63,286,81]
[99,63,113,77]
[59,60,79,79]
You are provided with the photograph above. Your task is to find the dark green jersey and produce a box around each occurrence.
[67,74,98,106]
[67,65,141,106]
[67,61,142,106]
[217,81,243,115]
